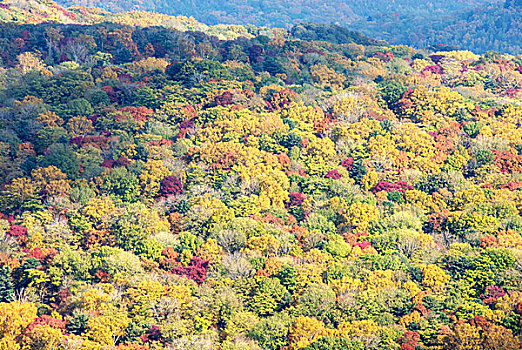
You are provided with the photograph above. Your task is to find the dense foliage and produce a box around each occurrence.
[351,0,522,55]
[47,0,522,54]
[52,0,496,29]
[0,0,257,40]
[1,1,522,349]
[5,0,522,54]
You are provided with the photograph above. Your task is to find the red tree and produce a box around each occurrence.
[172,257,209,284]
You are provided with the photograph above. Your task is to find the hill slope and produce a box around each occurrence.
[47,0,522,54]
[0,0,256,40]
[351,1,522,54]
[1,1,522,350]
[50,0,498,28]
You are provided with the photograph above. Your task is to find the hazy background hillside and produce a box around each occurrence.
[350,0,522,54]
[51,0,497,27]
[50,0,522,54]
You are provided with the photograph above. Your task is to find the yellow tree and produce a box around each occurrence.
[22,324,64,350]
[398,85,472,124]
[393,123,446,173]
[288,316,326,349]
[67,116,95,137]
[1,177,38,208]
[244,235,280,257]
[280,102,324,133]
[440,323,481,350]
[31,166,71,197]
[310,64,346,90]
[330,198,380,232]
[420,264,450,292]
[334,319,379,340]
[82,197,116,230]
[0,301,37,346]
[482,324,521,350]
[126,279,192,323]
[16,52,46,74]
[85,308,130,346]
[37,111,64,128]
[139,160,171,197]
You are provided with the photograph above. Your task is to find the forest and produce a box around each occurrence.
[48,0,522,54]
[52,0,499,29]
[1,0,522,349]
[350,0,522,55]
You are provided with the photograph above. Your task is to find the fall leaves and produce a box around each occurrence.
[4,11,522,350]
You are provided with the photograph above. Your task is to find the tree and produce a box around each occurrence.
[16,52,45,74]
[441,318,521,350]
[482,324,521,350]
[304,337,364,350]
[22,321,65,350]
[248,277,287,317]
[82,196,116,229]
[90,246,144,279]
[0,267,14,303]
[421,264,450,291]
[42,143,81,179]
[31,165,71,197]
[310,64,346,90]
[245,235,281,257]
[378,80,407,109]
[330,198,380,232]
[289,316,326,349]
[139,160,171,197]
[101,167,141,202]
[85,308,130,346]
[0,301,37,345]
[222,311,259,342]
[63,98,94,118]
[159,175,183,197]
[349,160,367,185]
[296,283,336,318]
[172,257,209,284]
[250,314,291,350]
[67,116,95,137]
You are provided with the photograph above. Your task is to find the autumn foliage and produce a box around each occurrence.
[0,5,522,350]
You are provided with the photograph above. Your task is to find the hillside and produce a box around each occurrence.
[51,0,498,28]
[0,0,257,40]
[47,0,522,54]
[351,1,522,54]
[1,1,522,350]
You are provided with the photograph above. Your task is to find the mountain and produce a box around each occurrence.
[47,0,522,54]
[504,0,522,7]
[0,0,256,40]
[50,0,499,28]
[2,0,522,348]
[351,1,522,54]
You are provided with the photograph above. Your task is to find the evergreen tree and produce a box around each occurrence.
[0,266,14,303]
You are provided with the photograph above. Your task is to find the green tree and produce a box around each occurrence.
[101,167,141,203]
[0,266,14,303]
[250,313,291,350]
[42,143,81,179]
[304,337,364,350]
[296,284,336,319]
[249,277,287,317]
